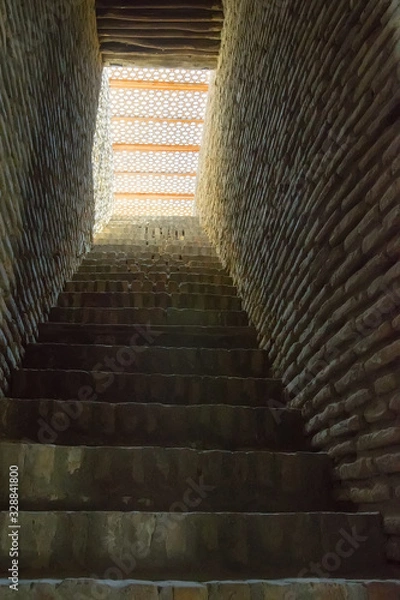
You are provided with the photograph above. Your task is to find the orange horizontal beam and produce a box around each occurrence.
[114,171,197,177]
[115,193,195,200]
[113,143,200,153]
[112,116,204,125]
[109,79,208,92]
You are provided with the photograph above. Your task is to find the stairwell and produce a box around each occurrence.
[0,217,398,598]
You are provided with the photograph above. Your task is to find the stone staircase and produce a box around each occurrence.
[0,217,398,598]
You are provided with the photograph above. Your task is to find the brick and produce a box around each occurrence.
[173,585,208,600]
[0,0,100,396]
[389,393,400,412]
[374,373,398,395]
[335,364,365,394]
[330,415,361,438]
[337,457,377,481]
[328,439,356,459]
[357,427,400,451]
[345,481,391,503]
[375,452,400,474]
[344,389,371,412]
[364,399,394,424]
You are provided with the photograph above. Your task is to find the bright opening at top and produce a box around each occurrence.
[107,65,211,218]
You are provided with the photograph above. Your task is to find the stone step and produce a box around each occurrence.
[83,256,223,265]
[82,260,225,271]
[0,398,304,450]
[92,242,214,250]
[87,251,222,263]
[160,273,235,286]
[178,282,236,295]
[48,307,248,327]
[0,442,334,512]
[95,228,209,236]
[103,226,205,232]
[2,578,400,600]
[93,244,216,255]
[97,232,210,240]
[71,272,234,285]
[57,292,242,311]
[66,280,142,293]
[103,218,203,227]
[0,511,384,578]
[37,323,259,348]
[65,280,237,296]
[104,216,202,225]
[71,270,147,282]
[23,345,271,377]
[81,262,224,272]
[77,265,227,275]
[11,370,284,406]
[99,226,207,237]
[94,237,212,244]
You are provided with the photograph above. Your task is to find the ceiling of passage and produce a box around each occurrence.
[109,66,211,217]
[96,0,224,69]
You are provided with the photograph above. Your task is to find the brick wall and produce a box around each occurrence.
[197,0,400,561]
[0,0,101,395]
[93,69,114,235]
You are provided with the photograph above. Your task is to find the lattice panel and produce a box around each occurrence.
[107,66,210,218]
[110,89,208,120]
[112,119,204,146]
[114,174,197,195]
[113,151,200,174]
[109,66,211,85]
[113,197,196,217]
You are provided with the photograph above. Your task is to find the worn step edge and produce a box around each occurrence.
[22,344,271,377]
[0,511,385,579]
[0,443,334,512]
[48,307,249,327]
[0,399,303,450]
[56,292,242,311]
[71,273,234,284]
[2,578,400,599]
[37,323,259,348]
[11,370,284,405]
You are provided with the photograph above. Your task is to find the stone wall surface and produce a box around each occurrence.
[93,68,114,235]
[0,0,101,395]
[197,0,400,561]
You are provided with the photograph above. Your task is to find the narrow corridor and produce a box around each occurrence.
[0,218,394,597]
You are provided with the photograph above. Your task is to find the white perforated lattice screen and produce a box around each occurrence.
[114,174,197,195]
[113,151,200,174]
[112,119,204,146]
[110,90,207,120]
[108,66,211,218]
[113,198,196,217]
